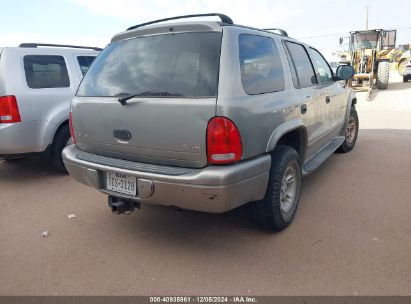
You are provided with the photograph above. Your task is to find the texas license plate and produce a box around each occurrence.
[106,172,137,196]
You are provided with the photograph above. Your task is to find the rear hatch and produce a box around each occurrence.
[72,31,222,168]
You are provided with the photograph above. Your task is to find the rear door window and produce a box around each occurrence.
[283,41,317,88]
[239,34,285,94]
[23,55,70,89]
[77,56,96,76]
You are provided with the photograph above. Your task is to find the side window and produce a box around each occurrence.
[77,56,96,76]
[309,48,333,83]
[382,30,396,48]
[239,34,285,95]
[283,41,317,88]
[23,55,70,89]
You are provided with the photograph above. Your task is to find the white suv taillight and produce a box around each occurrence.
[0,96,21,123]
[69,111,76,144]
[207,117,242,164]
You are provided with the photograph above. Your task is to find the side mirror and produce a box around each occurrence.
[311,75,317,85]
[336,64,354,80]
[339,37,343,45]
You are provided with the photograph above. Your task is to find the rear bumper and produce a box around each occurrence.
[0,121,46,155]
[62,145,271,213]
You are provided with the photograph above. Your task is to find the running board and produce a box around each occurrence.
[302,137,345,176]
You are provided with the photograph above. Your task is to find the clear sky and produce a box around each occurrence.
[1,0,410,56]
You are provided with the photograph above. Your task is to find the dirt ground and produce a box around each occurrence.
[0,73,410,296]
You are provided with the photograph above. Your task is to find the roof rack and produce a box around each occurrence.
[19,43,102,51]
[127,13,234,31]
[262,28,288,37]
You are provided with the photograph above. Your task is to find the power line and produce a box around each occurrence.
[297,26,411,40]
[298,32,346,40]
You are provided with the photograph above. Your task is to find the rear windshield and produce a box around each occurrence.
[77,32,222,98]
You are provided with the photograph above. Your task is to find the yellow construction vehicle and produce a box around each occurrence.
[341,29,396,100]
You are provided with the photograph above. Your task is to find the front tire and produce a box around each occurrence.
[376,61,389,90]
[250,146,302,231]
[338,107,359,153]
[51,125,71,171]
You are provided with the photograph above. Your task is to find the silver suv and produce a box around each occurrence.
[0,43,100,170]
[63,14,358,230]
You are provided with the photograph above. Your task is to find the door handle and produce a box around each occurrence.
[301,104,307,114]
[326,96,331,103]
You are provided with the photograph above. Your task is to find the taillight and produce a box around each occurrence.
[69,111,76,144]
[207,117,242,164]
[0,96,21,123]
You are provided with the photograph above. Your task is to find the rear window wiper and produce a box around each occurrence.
[117,90,183,105]
[117,90,158,105]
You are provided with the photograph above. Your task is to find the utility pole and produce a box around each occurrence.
[365,5,369,30]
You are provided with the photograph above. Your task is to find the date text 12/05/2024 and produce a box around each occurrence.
[149,296,257,303]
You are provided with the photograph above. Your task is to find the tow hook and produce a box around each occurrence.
[108,196,140,215]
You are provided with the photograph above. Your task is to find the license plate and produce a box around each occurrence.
[106,172,137,196]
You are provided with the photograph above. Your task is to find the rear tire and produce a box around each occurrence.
[51,125,71,172]
[376,61,389,90]
[250,146,302,231]
[404,77,408,83]
[338,107,359,153]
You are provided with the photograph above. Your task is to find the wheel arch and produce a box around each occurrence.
[52,120,69,142]
[39,98,71,150]
[266,119,307,163]
[340,94,358,137]
[350,97,357,108]
[345,91,357,120]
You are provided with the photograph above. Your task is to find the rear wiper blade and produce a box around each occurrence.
[117,90,183,105]
[117,90,159,105]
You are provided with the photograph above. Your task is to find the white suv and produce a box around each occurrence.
[0,43,100,170]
